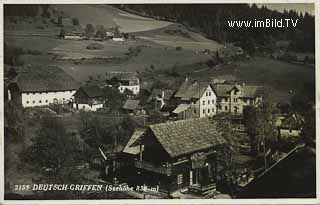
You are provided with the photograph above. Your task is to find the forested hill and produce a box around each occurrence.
[115,4,314,53]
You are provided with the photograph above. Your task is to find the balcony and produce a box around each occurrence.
[134,160,172,176]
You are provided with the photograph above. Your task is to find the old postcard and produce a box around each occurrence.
[1,1,318,204]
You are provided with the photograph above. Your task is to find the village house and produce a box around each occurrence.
[8,66,79,108]
[218,43,244,60]
[147,89,175,110]
[105,71,140,95]
[173,79,217,119]
[214,83,263,114]
[277,114,303,139]
[120,117,227,195]
[64,31,85,40]
[73,85,104,111]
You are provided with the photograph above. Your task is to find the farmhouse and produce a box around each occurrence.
[73,85,104,111]
[277,114,303,139]
[64,31,84,40]
[173,79,217,119]
[218,43,244,59]
[120,117,227,195]
[105,71,140,95]
[112,37,125,42]
[8,66,79,108]
[214,83,263,114]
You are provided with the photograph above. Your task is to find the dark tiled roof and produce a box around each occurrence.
[174,81,211,99]
[79,85,103,98]
[11,66,79,92]
[149,118,226,158]
[214,84,263,98]
[122,129,146,155]
[214,84,235,97]
[148,89,175,101]
[105,71,138,81]
[123,99,141,110]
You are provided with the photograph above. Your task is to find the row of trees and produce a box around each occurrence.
[119,4,315,53]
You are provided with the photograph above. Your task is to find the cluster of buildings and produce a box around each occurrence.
[6,64,264,117]
[6,64,306,198]
[6,66,140,112]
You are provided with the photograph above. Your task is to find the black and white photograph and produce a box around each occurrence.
[2,1,318,203]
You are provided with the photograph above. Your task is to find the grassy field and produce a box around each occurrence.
[53,4,172,33]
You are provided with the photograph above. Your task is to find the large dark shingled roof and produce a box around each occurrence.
[12,66,79,92]
[149,118,226,158]
[174,81,212,99]
[214,84,263,98]
[79,85,103,98]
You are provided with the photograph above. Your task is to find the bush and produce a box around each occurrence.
[86,43,104,50]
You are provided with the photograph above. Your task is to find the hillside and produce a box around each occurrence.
[53,5,222,51]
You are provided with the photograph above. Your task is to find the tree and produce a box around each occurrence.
[72,18,79,26]
[95,25,106,39]
[85,24,95,38]
[114,26,120,37]
[59,28,65,39]
[20,117,86,183]
[243,106,258,154]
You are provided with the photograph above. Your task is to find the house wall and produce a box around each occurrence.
[199,85,217,118]
[143,130,170,163]
[279,129,301,138]
[64,35,83,40]
[21,90,76,107]
[119,85,140,95]
[218,90,261,114]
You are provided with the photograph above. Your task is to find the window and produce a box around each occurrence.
[26,93,29,95]
[39,100,42,103]
[208,109,210,113]
[26,101,29,104]
[225,97,228,102]
[203,109,205,114]
[225,106,228,111]
[212,99,214,104]
[177,174,183,185]
[212,108,215,112]
[33,100,35,104]
[234,98,237,102]
[203,101,205,105]
[209,92,211,96]
[206,92,208,96]
[63,98,65,100]
[208,100,210,104]
[45,100,48,103]
[83,105,85,109]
